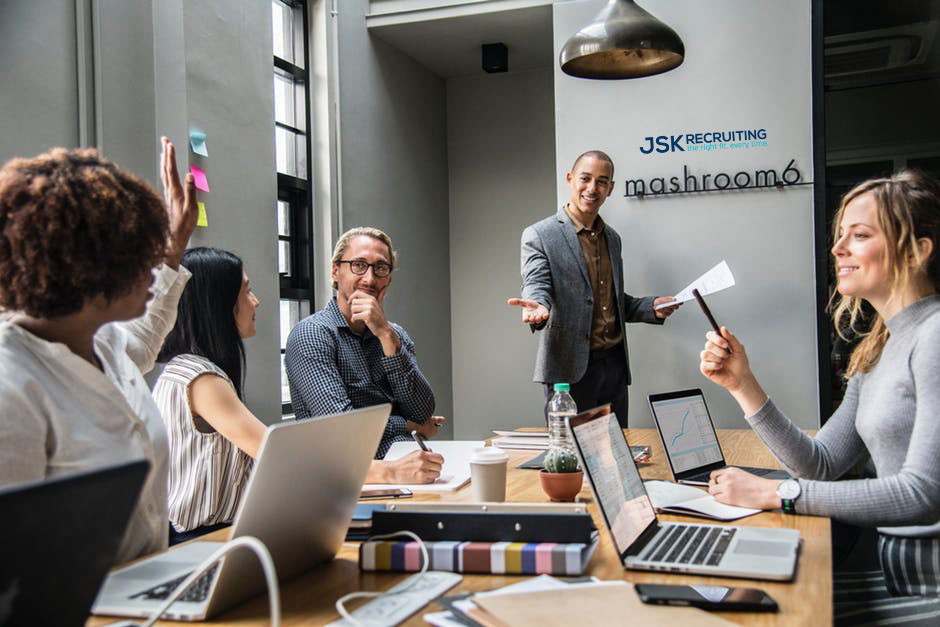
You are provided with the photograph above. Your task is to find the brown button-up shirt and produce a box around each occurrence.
[564,205,622,351]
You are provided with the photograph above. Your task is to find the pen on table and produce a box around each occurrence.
[412,430,432,452]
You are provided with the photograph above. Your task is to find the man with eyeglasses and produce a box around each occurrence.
[285,227,445,484]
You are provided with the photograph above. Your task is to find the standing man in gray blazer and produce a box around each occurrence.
[509,150,679,427]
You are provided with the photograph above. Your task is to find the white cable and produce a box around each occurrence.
[139,536,280,627]
[334,530,429,626]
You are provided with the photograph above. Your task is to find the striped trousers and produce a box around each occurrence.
[835,534,940,626]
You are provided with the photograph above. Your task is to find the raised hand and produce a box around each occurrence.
[159,136,197,269]
[507,297,550,325]
[699,327,769,415]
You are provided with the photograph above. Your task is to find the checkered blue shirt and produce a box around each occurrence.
[284,297,435,458]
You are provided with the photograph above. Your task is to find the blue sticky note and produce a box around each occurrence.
[190,131,208,156]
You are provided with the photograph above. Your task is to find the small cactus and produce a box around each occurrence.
[544,448,579,473]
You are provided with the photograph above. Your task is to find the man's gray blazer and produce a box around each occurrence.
[520,207,662,384]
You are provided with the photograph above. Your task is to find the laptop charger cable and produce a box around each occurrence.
[105,535,281,627]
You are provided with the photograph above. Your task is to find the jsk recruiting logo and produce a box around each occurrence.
[639,128,768,154]
[623,127,808,198]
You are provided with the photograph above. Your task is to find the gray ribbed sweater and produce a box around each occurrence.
[746,295,940,536]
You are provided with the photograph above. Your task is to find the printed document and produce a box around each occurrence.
[655,260,735,309]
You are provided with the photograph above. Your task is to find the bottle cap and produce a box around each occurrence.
[553,383,570,392]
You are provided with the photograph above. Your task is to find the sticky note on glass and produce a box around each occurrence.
[197,202,208,227]
[190,131,208,156]
[190,165,209,192]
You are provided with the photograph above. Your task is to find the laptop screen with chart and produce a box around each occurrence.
[649,390,724,473]
[648,389,725,479]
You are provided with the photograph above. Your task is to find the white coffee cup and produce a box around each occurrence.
[470,447,509,502]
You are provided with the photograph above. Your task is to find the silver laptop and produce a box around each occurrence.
[648,389,789,485]
[92,404,390,621]
[569,405,800,581]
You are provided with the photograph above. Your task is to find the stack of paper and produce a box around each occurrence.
[492,430,548,450]
[426,577,732,626]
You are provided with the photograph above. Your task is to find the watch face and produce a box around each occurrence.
[777,479,800,500]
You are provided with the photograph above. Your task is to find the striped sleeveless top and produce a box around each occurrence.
[153,354,253,532]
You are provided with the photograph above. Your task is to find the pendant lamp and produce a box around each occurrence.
[559,0,685,79]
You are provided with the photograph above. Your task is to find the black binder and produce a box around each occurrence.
[370,509,595,543]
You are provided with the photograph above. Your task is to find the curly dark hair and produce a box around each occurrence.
[0,147,168,318]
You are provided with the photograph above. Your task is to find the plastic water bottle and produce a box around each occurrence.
[547,383,577,452]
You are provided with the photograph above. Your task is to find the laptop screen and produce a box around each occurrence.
[569,408,656,557]
[649,390,723,474]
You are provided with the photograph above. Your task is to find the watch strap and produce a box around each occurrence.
[781,498,796,514]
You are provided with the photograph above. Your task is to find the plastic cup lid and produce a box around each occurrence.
[470,447,508,464]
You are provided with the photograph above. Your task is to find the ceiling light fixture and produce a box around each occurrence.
[559,0,685,79]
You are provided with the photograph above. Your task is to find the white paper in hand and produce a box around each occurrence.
[655,260,736,309]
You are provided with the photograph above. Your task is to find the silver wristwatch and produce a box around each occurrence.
[776,479,801,514]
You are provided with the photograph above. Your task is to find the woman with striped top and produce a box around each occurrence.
[154,247,265,543]
[699,170,940,625]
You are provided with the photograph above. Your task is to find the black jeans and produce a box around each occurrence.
[544,344,629,428]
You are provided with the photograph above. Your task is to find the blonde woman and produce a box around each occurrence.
[699,170,940,624]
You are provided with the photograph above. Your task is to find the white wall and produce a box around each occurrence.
[1,0,282,424]
[447,68,557,439]
[159,0,282,422]
[553,0,820,428]
[337,0,455,438]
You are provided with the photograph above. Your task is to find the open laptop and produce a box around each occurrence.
[93,404,390,621]
[569,405,800,581]
[0,459,149,627]
[648,389,790,485]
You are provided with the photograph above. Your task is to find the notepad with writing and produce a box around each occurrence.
[643,480,760,521]
[359,538,598,575]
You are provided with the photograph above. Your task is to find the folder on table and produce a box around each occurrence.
[359,538,598,576]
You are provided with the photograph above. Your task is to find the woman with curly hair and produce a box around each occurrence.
[0,138,197,562]
[153,247,265,544]
[699,170,940,624]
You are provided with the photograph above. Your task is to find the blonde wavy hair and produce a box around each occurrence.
[330,226,397,289]
[831,170,940,378]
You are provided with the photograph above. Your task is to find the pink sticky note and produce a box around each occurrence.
[190,165,210,192]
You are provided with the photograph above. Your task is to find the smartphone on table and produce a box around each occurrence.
[635,583,778,612]
[359,487,413,500]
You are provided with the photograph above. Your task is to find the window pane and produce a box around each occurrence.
[275,126,294,175]
[277,200,290,236]
[279,299,310,349]
[280,352,291,404]
[275,126,306,179]
[278,240,291,276]
[272,1,293,63]
[274,71,295,127]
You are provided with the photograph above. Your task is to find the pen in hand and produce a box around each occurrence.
[692,288,732,354]
[412,430,432,452]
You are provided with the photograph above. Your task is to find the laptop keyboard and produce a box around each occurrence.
[646,525,737,566]
[129,563,219,603]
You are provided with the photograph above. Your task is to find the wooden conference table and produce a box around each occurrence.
[88,429,831,626]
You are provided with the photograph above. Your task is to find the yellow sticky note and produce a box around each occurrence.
[197,201,208,227]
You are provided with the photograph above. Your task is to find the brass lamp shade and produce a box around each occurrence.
[559,0,685,79]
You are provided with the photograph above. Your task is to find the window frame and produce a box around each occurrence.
[273,0,314,416]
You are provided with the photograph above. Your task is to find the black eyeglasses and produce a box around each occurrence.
[337,259,392,278]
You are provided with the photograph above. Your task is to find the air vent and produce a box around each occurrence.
[824,21,937,78]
